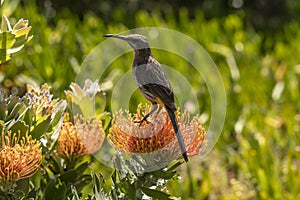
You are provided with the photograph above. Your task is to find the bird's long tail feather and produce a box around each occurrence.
[166,107,188,162]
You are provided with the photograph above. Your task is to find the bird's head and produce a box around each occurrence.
[103,34,150,50]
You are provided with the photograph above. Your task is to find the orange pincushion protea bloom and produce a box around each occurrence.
[108,104,206,160]
[57,114,105,160]
[0,130,42,183]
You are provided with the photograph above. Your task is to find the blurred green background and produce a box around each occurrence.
[1,0,300,199]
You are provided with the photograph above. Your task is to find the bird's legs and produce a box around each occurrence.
[134,103,161,125]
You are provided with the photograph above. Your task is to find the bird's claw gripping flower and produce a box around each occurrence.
[108,104,207,160]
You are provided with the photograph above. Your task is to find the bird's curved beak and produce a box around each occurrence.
[103,34,125,40]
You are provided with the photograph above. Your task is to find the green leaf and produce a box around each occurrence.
[166,160,183,172]
[49,101,66,129]
[0,121,4,134]
[0,101,7,120]
[23,108,32,127]
[75,161,89,174]
[93,174,101,193]
[1,16,12,32]
[99,112,111,131]
[59,169,79,182]
[9,120,28,137]
[151,170,176,180]
[121,176,136,199]
[7,43,24,54]
[94,91,106,115]
[7,96,20,113]
[10,32,31,49]
[6,100,25,121]
[15,178,30,196]
[30,116,51,139]
[44,180,67,200]
[111,170,117,187]
[0,31,15,63]
[149,161,182,180]
[60,162,89,182]
[140,187,171,200]
[0,190,8,200]
[45,155,61,174]
[74,174,92,193]
[0,49,10,63]
[0,32,15,49]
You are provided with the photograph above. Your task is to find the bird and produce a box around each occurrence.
[103,33,188,162]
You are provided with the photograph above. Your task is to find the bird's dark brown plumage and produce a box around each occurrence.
[132,53,177,112]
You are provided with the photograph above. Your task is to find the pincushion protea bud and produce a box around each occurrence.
[26,83,55,115]
[108,104,207,162]
[64,79,105,120]
[57,114,105,160]
[0,129,42,183]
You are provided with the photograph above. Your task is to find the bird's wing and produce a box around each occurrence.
[133,57,177,111]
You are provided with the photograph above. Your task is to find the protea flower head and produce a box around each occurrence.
[0,129,42,184]
[108,104,207,169]
[56,113,105,161]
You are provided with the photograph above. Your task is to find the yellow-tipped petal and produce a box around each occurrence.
[12,19,29,31]
[13,26,32,38]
